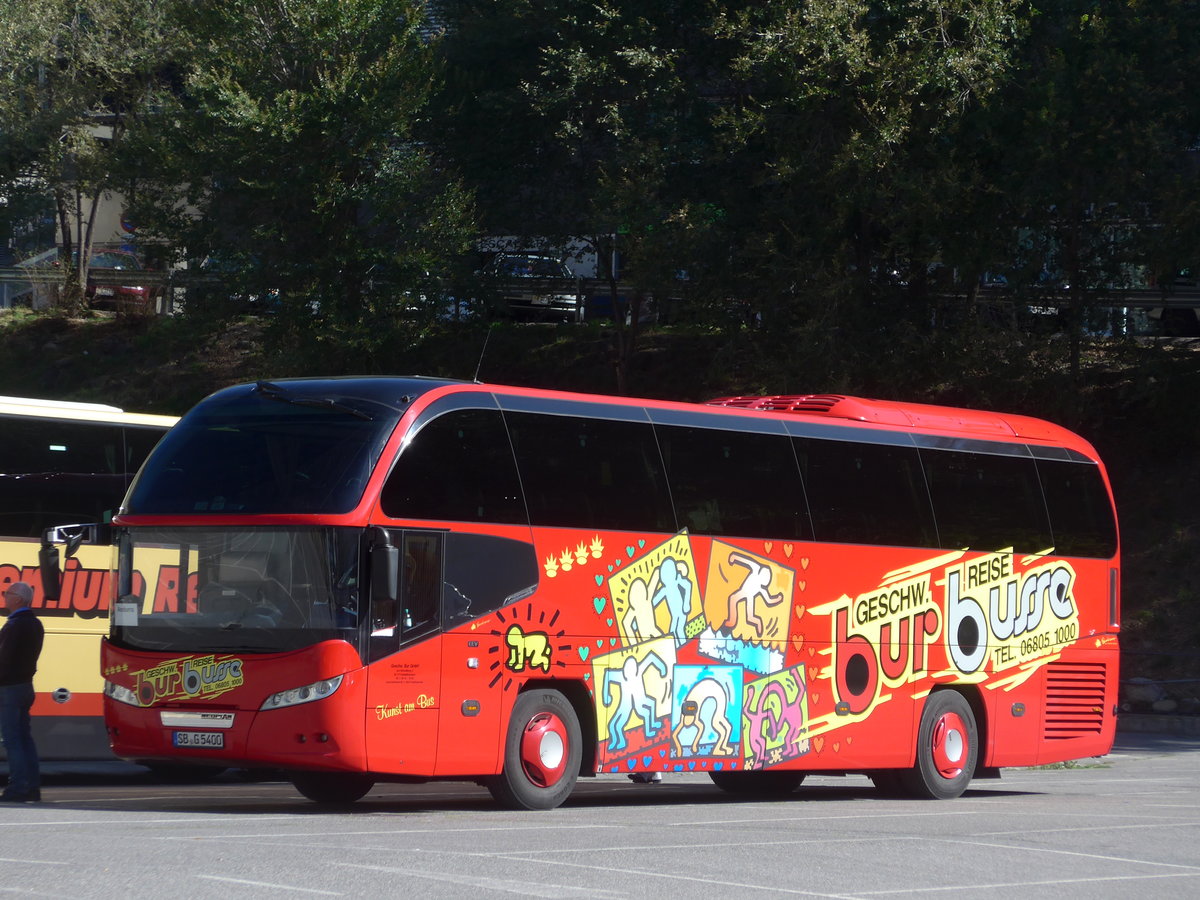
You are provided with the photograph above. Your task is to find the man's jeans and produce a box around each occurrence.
[0,682,39,797]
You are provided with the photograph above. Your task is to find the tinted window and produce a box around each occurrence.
[125,425,168,472]
[128,397,393,515]
[0,417,127,475]
[443,533,539,623]
[369,530,443,662]
[381,408,527,524]
[796,438,937,547]
[1037,459,1118,558]
[923,449,1052,553]
[657,425,812,539]
[506,412,675,532]
[0,417,168,536]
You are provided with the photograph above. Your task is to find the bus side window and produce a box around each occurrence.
[0,416,134,536]
[922,449,1052,553]
[442,533,539,623]
[369,531,443,661]
[657,424,813,540]
[797,438,937,548]
[507,413,675,533]
[380,408,527,525]
[401,532,442,640]
[1036,459,1118,558]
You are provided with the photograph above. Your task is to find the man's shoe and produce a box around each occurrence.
[628,772,662,784]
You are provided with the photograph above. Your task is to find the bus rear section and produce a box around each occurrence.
[0,396,175,760]
[99,378,1119,807]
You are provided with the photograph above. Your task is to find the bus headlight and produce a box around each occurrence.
[104,680,140,707]
[260,675,343,711]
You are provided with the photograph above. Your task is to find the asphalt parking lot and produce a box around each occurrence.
[1,730,1197,899]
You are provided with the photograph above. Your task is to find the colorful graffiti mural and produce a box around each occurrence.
[517,529,1088,781]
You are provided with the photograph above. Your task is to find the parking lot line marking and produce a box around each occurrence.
[0,856,70,867]
[195,875,342,895]
[846,871,1200,896]
[676,810,981,827]
[334,863,624,899]
[0,814,301,828]
[155,823,621,841]
[932,835,1200,872]
[480,852,853,897]
[976,820,1200,837]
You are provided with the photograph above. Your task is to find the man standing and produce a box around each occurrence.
[0,583,44,802]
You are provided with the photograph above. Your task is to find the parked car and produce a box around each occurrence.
[479,253,582,322]
[194,253,282,314]
[81,250,157,312]
[1147,268,1200,336]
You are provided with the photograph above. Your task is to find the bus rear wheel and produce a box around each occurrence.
[290,771,375,804]
[709,769,805,795]
[488,689,581,810]
[901,690,978,800]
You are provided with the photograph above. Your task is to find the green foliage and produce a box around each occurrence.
[128,0,476,342]
[0,0,186,310]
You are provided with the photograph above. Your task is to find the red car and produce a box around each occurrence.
[81,250,157,311]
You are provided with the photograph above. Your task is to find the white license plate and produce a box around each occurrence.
[172,731,224,749]
[95,287,115,296]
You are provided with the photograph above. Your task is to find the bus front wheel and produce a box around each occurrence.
[902,690,978,800]
[290,770,375,805]
[488,689,581,810]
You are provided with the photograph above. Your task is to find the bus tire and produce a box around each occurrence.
[290,771,375,804]
[709,769,804,795]
[901,690,977,800]
[488,689,581,810]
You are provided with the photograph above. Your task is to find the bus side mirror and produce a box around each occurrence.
[371,542,400,605]
[39,523,108,602]
[38,540,62,602]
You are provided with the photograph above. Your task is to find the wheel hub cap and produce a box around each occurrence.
[519,712,567,787]
[931,712,967,779]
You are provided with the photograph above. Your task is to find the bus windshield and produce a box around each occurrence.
[124,380,411,515]
[110,526,364,654]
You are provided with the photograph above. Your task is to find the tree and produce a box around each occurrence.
[974,1,1200,378]
[711,1,1021,333]
[128,0,475,354]
[438,0,740,393]
[0,0,184,312]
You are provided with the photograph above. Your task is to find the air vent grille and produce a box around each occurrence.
[1043,661,1108,739]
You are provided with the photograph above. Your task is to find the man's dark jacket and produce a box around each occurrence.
[0,610,44,686]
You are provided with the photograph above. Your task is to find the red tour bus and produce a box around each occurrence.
[96,377,1119,808]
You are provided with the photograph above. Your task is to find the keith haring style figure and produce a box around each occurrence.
[743,667,810,769]
[602,652,669,752]
[671,676,736,757]
[651,556,694,646]
[621,575,663,645]
[723,552,786,636]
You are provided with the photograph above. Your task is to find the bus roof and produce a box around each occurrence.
[706,394,1084,447]
[0,396,179,429]
[399,379,1098,460]
[187,377,1099,460]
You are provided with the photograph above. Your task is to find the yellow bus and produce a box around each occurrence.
[0,396,176,759]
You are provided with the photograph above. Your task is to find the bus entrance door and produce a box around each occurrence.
[364,531,444,774]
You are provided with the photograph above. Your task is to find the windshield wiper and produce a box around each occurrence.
[255,381,372,420]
